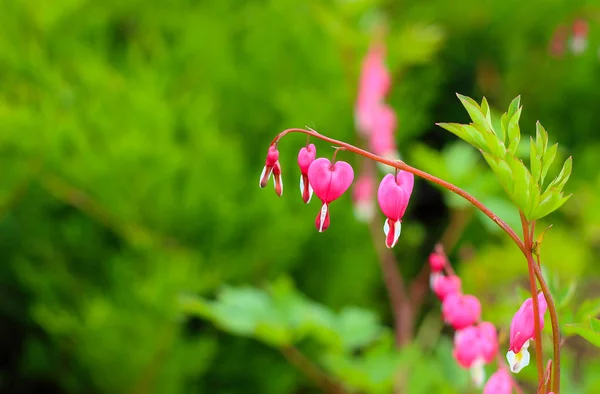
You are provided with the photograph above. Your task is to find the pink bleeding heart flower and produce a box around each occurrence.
[432,275,462,301]
[308,157,354,232]
[483,368,513,394]
[442,293,481,330]
[298,144,317,203]
[260,145,283,196]
[352,170,375,222]
[377,171,414,248]
[506,293,548,373]
[453,322,498,387]
[429,252,446,273]
[355,42,390,136]
[570,18,588,54]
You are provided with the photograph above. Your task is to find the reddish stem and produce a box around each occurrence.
[520,214,544,385]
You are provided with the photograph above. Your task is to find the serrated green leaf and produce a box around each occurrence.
[457,93,489,128]
[532,189,571,220]
[546,156,572,192]
[507,107,522,155]
[541,143,558,185]
[530,137,541,183]
[481,97,491,121]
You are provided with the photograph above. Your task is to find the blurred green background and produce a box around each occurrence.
[2,0,600,393]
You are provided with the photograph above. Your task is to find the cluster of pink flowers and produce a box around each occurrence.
[429,249,550,392]
[260,144,414,247]
[352,40,402,223]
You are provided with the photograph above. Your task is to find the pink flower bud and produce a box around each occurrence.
[260,145,283,196]
[429,252,446,272]
[298,144,317,203]
[432,275,462,301]
[377,171,414,248]
[506,293,547,373]
[308,158,354,232]
[442,293,481,330]
[352,171,375,222]
[483,369,512,394]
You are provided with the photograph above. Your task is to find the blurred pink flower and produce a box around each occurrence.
[442,293,481,330]
[352,170,376,222]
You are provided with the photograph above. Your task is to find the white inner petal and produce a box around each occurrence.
[319,204,328,232]
[300,175,304,194]
[383,220,390,236]
[470,359,485,388]
[393,219,402,245]
[507,344,530,374]
[259,166,267,187]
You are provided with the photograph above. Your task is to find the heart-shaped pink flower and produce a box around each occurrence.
[308,158,354,232]
[298,144,317,203]
[377,171,414,247]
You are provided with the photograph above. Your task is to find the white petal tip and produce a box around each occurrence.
[507,348,530,374]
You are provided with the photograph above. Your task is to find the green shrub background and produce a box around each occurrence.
[1,0,600,393]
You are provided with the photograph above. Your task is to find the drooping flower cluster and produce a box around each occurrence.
[428,247,549,391]
[428,248,500,389]
[259,144,414,246]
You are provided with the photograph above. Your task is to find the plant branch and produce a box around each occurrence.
[520,214,544,385]
[271,128,561,392]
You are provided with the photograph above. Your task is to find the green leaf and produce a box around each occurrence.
[508,96,521,118]
[482,152,513,196]
[437,123,485,151]
[564,319,600,348]
[546,156,572,192]
[336,308,382,351]
[535,121,549,155]
[530,137,541,183]
[506,154,535,217]
[541,143,558,185]
[506,107,522,155]
[532,189,571,220]
[475,123,505,158]
[457,93,489,128]
[591,318,600,334]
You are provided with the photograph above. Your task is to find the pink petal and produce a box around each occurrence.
[308,158,354,203]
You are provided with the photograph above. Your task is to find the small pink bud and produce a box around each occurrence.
[260,146,282,195]
[352,171,375,222]
[483,369,512,394]
[506,293,547,373]
[377,171,414,248]
[298,144,317,203]
[429,252,446,272]
[442,293,481,330]
[308,158,354,232]
[432,275,462,301]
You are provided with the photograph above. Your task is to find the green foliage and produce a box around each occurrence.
[438,94,572,221]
